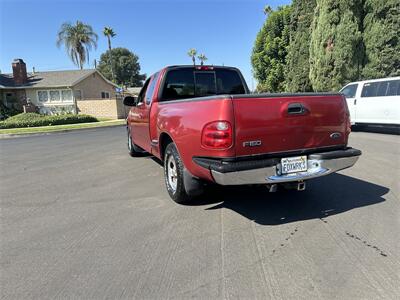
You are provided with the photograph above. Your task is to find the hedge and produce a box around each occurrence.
[0,113,99,129]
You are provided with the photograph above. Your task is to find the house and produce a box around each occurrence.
[126,87,142,96]
[0,59,127,119]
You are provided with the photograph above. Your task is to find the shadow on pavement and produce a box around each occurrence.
[198,173,388,225]
[351,125,400,135]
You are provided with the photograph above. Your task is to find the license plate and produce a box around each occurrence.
[281,156,307,174]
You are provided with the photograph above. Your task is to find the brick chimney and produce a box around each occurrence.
[12,58,28,85]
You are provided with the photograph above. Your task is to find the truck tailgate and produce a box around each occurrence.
[232,94,349,156]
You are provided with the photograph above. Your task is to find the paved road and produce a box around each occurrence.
[1,127,399,299]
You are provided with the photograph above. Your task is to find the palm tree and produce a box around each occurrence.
[57,21,98,69]
[263,5,272,15]
[187,48,197,66]
[197,54,208,65]
[103,26,116,81]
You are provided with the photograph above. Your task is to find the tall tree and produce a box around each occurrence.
[285,0,316,92]
[263,5,273,15]
[309,0,363,91]
[187,48,197,66]
[97,47,146,87]
[251,6,292,92]
[197,54,208,65]
[362,0,400,78]
[57,21,98,69]
[103,27,116,82]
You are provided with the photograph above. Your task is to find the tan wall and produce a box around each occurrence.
[76,99,127,119]
[73,72,116,100]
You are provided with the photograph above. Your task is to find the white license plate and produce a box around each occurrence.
[281,156,307,174]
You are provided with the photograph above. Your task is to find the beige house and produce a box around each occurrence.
[0,59,127,119]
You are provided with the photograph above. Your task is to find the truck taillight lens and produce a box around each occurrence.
[342,95,351,134]
[201,121,233,149]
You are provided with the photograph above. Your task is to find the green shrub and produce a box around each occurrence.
[0,113,98,129]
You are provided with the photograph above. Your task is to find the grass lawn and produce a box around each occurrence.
[0,119,125,135]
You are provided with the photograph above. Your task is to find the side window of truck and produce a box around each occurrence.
[137,78,150,104]
[145,72,160,105]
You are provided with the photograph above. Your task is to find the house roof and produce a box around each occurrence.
[0,69,118,89]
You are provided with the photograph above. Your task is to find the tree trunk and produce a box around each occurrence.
[108,36,115,82]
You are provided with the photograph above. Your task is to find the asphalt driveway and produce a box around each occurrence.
[1,127,399,299]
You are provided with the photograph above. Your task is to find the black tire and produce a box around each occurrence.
[163,143,191,204]
[127,127,143,157]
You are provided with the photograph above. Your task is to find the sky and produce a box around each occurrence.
[0,0,290,87]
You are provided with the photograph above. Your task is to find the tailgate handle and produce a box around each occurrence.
[287,103,307,115]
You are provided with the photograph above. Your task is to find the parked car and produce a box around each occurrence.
[124,65,361,203]
[340,77,400,128]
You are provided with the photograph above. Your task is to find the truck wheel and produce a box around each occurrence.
[127,127,143,157]
[164,143,191,204]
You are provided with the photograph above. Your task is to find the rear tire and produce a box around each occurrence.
[127,127,143,157]
[164,143,191,204]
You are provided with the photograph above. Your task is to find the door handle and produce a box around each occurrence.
[354,99,357,105]
[287,103,307,115]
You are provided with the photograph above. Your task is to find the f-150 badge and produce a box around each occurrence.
[243,140,262,147]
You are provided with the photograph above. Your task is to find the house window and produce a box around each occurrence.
[101,91,110,99]
[74,90,82,100]
[38,91,49,102]
[61,90,73,102]
[49,90,61,102]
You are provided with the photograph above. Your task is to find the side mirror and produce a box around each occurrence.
[123,96,137,106]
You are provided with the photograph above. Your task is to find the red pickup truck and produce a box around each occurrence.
[124,65,361,203]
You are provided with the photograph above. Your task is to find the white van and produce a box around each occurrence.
[340,77,400,127]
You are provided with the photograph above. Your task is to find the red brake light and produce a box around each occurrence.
[196,66,214,71]
[201,121,233,149]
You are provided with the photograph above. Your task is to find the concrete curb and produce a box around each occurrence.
[0,122,125,139]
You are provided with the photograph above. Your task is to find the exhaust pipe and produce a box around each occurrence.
[297,181,306,191]
[267,184,278,192]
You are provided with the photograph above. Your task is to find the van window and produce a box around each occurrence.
[341,84,358,98]
[362,80,400,97]
[387,80,400,96]
[361,82,379,97]
[376,81,389,96]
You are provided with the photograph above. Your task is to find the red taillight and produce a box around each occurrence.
[201,121,233,149]
[342,95,352,134]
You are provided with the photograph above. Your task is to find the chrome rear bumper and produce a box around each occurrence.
[194,148,361,186]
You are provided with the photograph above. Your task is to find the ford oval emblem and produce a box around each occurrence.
[330,132,342,139]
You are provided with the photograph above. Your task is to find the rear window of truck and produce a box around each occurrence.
[161,68,246,101]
